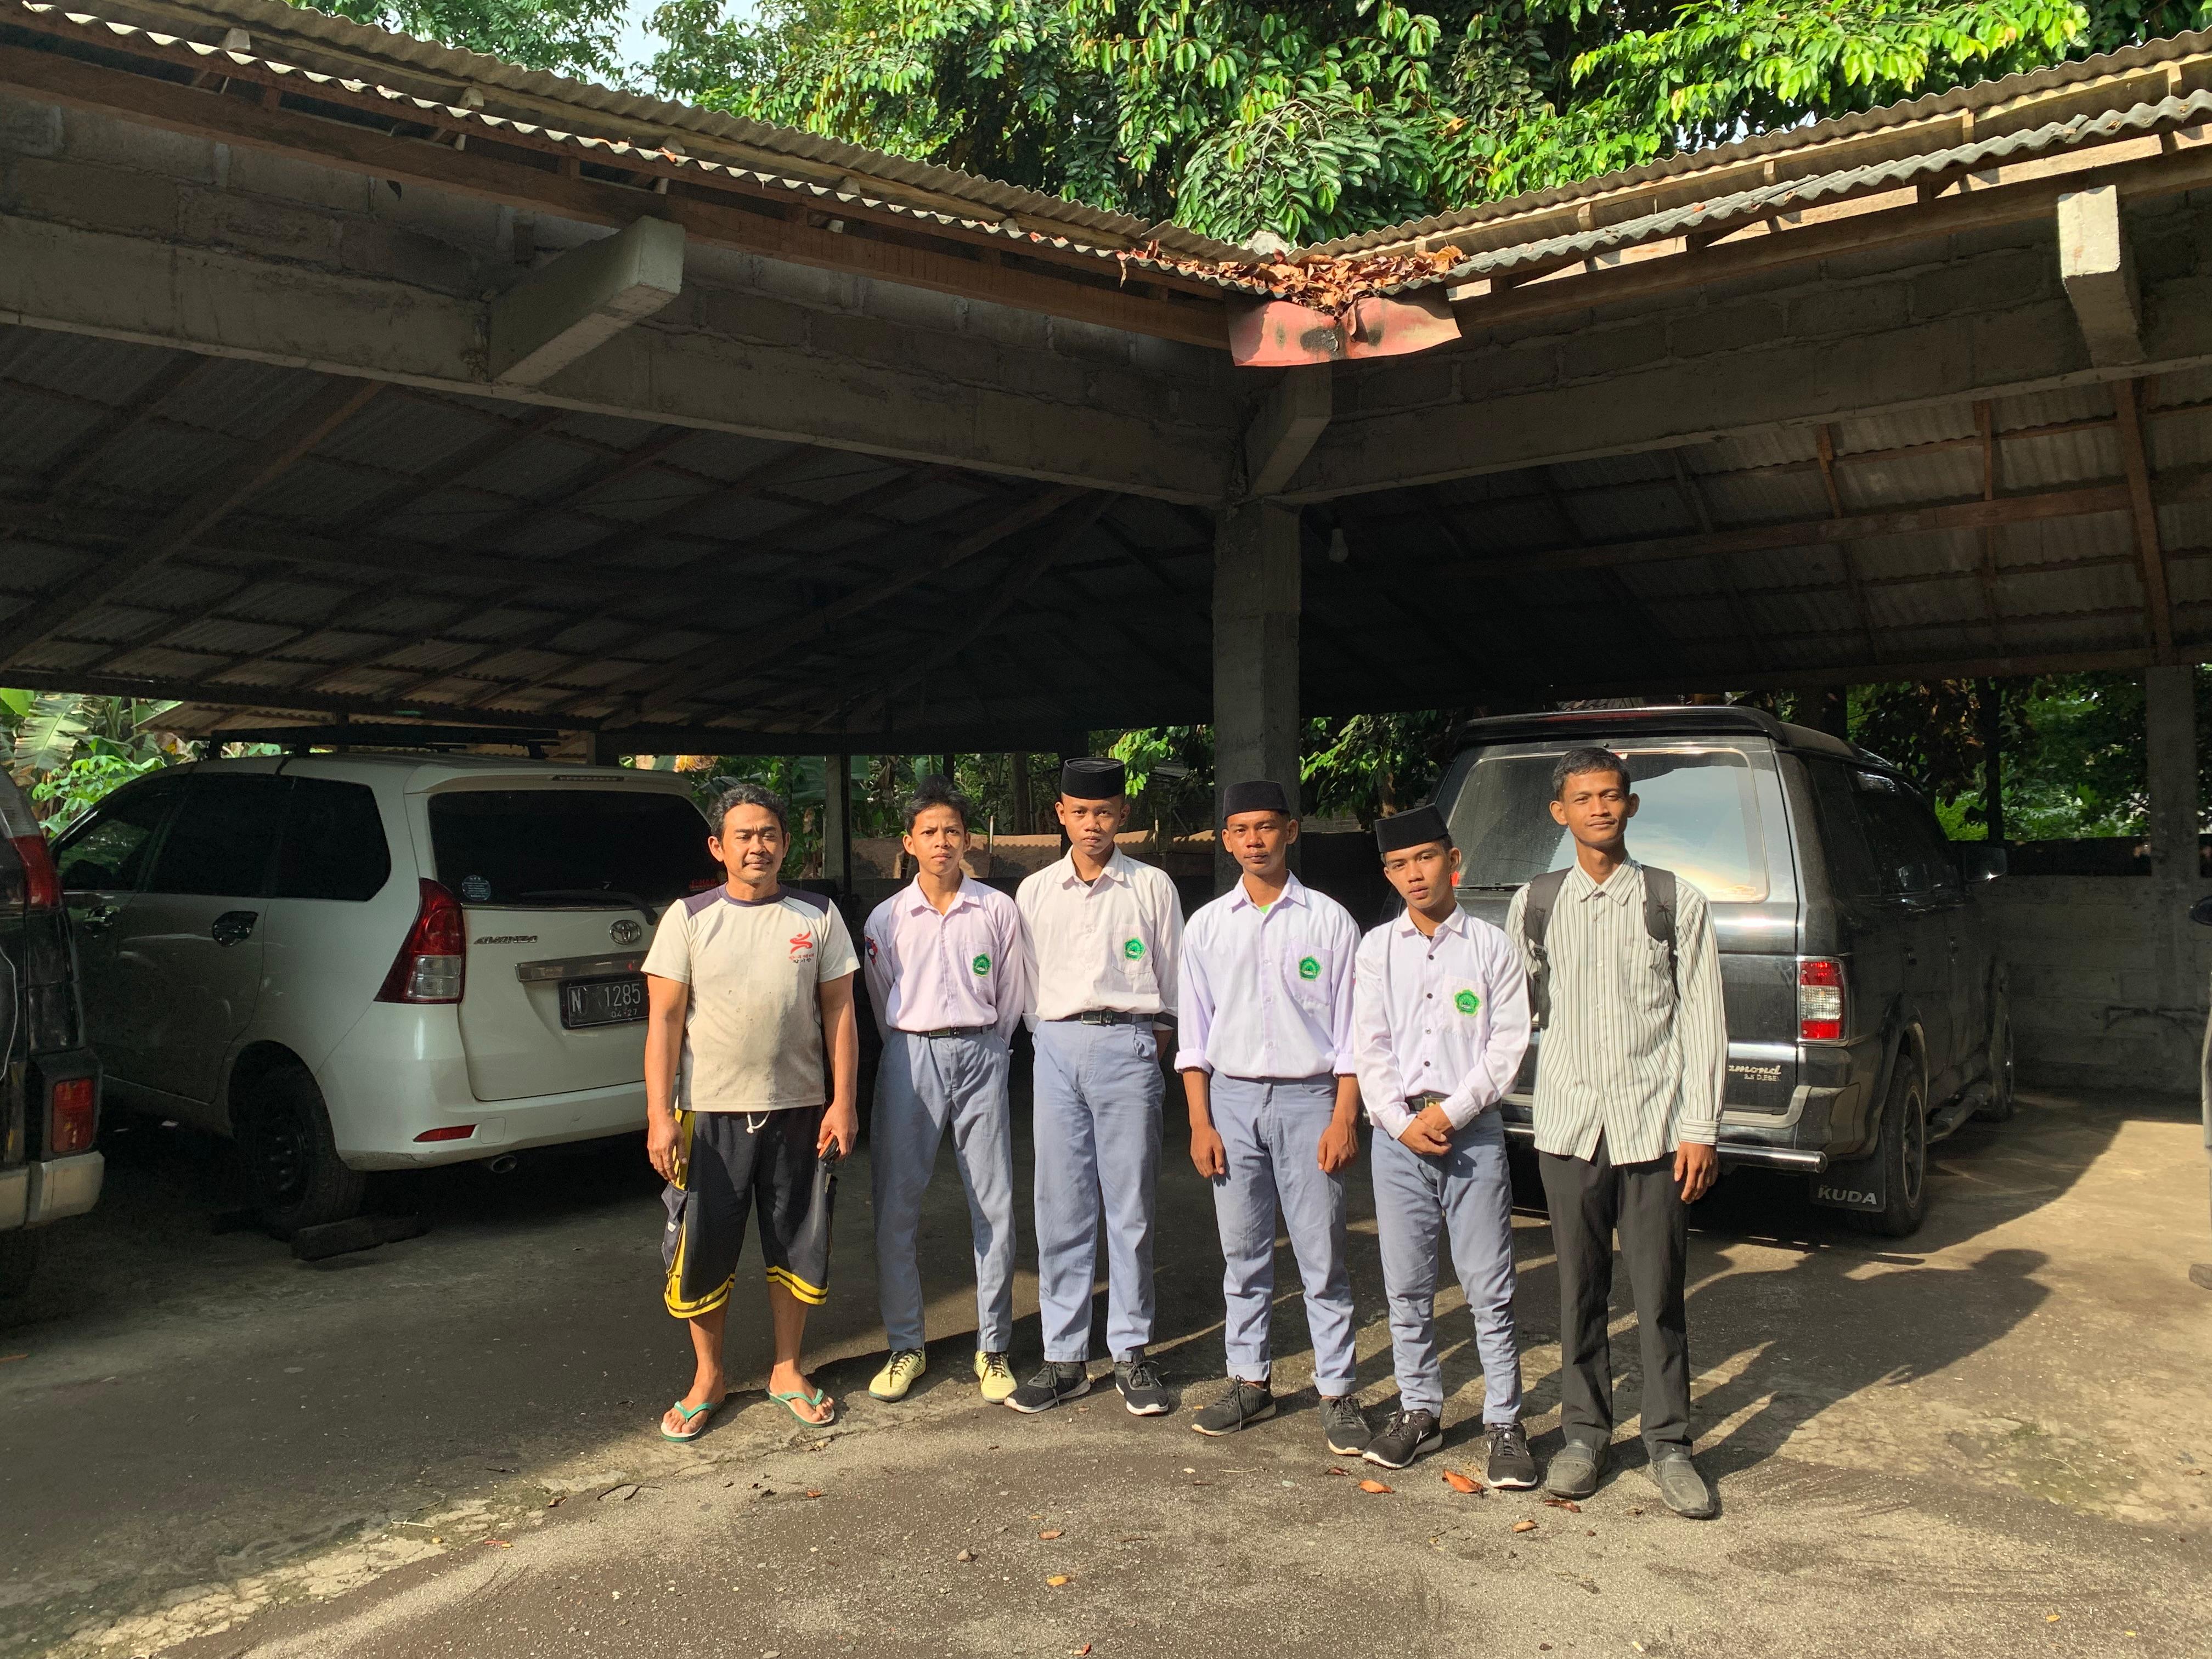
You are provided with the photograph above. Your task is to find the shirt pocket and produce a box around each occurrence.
[1113,929,1157,990]
[1443,977,1490,1031]
[1282,943,1333,1011]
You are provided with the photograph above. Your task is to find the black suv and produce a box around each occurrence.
[0,771,101,1297]
[1440,706,2010,1237]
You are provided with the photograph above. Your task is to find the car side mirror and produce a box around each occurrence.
[2190,895,2212,927]
[1960,844,2008,882]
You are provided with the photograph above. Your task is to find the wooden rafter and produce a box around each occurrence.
[1816,423,1880,662]
[2111,375,2175,660]
[1972,400,2009,652]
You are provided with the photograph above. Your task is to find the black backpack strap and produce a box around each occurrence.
[1521,867,1570,1026]
[1641,865,1679,990]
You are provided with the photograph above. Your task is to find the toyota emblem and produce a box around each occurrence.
[610,917,644,946]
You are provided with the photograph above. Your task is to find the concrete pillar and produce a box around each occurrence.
[2146,665,2197,883]
[1213,503,1302,874]
[823,753,853,895]
[586,730,624,766]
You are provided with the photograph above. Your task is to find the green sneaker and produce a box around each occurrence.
[868,1348,927,1402]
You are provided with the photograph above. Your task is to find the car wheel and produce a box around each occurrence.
[1850,1058,1929,1238]
[1973,991,2016,1122]
[0,1231,36,1300]
[235,1064,365,1239]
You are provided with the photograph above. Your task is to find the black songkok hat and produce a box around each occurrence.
[1374,804,1451,854]
[1060,756,1126,799]
[1220,779,1291,820]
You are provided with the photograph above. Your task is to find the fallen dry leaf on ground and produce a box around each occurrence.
[956,1550,975,1563]
[1325,1466,1350,1477]
[480,1539,512,1549]
[1074,1646,1092,1656]
[1039,1529,1064,1540]
[1441,1469,1481,1494]
[1046,1574,1072,1588]
[1542,1497,1582,1513]
[0,1354,26,1364]
[804,1489,823,1499]
[1357,1479,1393,1494]
[1513,1520,1539,1534]
[546,1495,566,1508]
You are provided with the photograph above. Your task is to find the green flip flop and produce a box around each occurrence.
[659,1394,727,1443]
[768,1385,834,1425]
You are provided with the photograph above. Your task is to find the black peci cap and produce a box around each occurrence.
[1060,757,1127,799]
[1220,779,1291,820]
[1374,804,1451,854]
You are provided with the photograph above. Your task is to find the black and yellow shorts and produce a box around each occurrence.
[661,1105,837,1318]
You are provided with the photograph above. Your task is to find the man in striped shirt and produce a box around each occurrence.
[1504,746,1728,1519]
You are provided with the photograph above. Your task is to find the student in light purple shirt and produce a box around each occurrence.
[1351,804,1537,1485]
[1176,778,1370,1457]
[860,776,1030,1406]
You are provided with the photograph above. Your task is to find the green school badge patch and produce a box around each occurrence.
[1123,938,1146,960]
[1454,989,1481,1016]
[972,953,991,975]
[1297,956,1321,981]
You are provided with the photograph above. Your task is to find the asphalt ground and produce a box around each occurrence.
[3,1085,2208,1658]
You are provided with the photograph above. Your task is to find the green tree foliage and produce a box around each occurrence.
[283,0,629,80]
[642,0,2205,245]
[1,691,184,825]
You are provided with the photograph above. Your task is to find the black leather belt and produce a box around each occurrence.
[1067,1009,1153,1026]
[1407,1092,1448,1111]
[912,1025,993,1040]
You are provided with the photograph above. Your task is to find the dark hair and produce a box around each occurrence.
[711,781,788,836]
[1551,746,1632,799]
[902,775,973,834]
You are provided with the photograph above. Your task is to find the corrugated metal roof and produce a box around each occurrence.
[1307,29,2212,257]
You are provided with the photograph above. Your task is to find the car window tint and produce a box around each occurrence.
[55,777,178,893]
[147,776,288,898]
[1851,774,1949,897]
[273,779,391,901]
[1806,762,1880,900]
[427,788,715,912]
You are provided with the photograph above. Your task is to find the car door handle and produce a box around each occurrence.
[211,910,259,947]
[74,902,115,930]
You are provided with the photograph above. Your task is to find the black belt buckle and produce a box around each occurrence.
[919,1025,986,1040]
[1077,1009,1142,1026]
[1408,1092,1447,1111]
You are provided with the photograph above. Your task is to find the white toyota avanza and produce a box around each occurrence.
[54,754,716,1234]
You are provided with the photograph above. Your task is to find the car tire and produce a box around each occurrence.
[0,1231,36,1300]
[1850,1057,1929,1239]
[235,1064,365,1239]
[1973,991,2017,1122]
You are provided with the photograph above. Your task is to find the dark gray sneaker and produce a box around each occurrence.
[1545,1437,1607,1498]
[1005,1361,1090,1414]
[1362,1408,1443,1470]
[1113,1351,1173,1417]
[1190,1379,1273,1436]
[1484,1420,1538,1489]
[1321,1395,1371,1457]
[1649,1448,1717,1519]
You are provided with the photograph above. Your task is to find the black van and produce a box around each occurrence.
[1438,706,2010,1237]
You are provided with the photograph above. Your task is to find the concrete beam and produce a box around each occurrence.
[1283,216,2212,501]
[490,217,684,386]
[1242,365,1331,498]
[2058,185,2145,369]
[1213,502,1301,880]
[0,213,1232,503]
[2145,663,2197,885]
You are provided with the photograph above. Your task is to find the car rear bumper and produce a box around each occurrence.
[0,1151,105,1228]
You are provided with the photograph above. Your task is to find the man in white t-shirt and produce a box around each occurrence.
[642,782,860,1440]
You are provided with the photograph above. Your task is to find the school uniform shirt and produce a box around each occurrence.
[1174,872,1358,1080]
[1503,860,1728,1164]
[861,875,1029,1045]
[1351,906,1532,1143]
[641,885,859,1113]
[1015,849,1183,1024]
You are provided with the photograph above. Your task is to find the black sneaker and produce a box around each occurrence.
[1113,1351,1173,1417]
[1190,1379,1272,1436]
[1484,1420,1538,1488]
[1004,1361,1090,1414]
[1320,1395,1371,1457]
[1361,1407,1442,1470]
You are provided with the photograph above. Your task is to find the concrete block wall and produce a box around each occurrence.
[1981,874,2212,1097]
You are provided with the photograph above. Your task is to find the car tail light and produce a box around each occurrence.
[48,1075,95,1155]
[8,833,59,910]
[1799,958,1844,1041]
[376,879,466,1003]
[413,1124,475,1143]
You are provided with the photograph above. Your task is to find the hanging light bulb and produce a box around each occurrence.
[1327,526,1350,563]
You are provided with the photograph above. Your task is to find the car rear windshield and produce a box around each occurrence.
[1447,744,1771,902]
[427,789,716,914]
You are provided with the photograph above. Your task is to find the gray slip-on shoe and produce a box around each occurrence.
[1649,1448,1718,1519]
[1544,1437,1608,1499]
